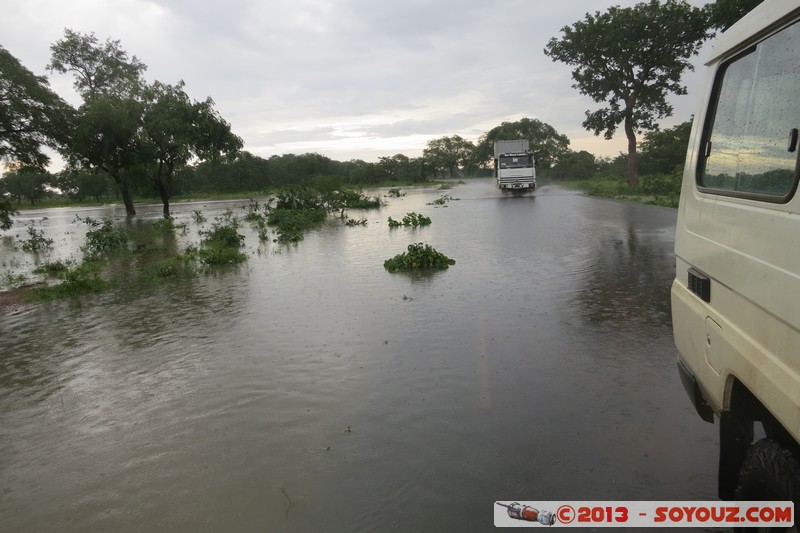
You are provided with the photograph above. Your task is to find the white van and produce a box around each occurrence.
[671,0,800,514]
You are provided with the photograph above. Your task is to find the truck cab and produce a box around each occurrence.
[671,0,800,519]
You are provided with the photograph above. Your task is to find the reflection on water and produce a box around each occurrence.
[0,182,718,532]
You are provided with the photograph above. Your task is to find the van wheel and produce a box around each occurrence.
[734,439,800,531]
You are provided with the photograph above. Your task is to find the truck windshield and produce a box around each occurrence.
[499,155,533,169]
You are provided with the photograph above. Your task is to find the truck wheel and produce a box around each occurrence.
[734,439,800,531]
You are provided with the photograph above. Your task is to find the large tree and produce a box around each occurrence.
[48,29,146,101]
[423,135,475,179]
[70,95,142,215]
[544,0,708,186]
[0,46,72,169]
[139,81,242,217]
[49,29,146,215]
[475,118,570,170]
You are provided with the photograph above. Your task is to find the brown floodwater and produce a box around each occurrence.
[0,180,721,532]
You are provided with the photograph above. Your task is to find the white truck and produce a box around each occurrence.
[494,140,536,193]
[671,0,800,520]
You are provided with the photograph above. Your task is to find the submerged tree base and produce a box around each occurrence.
[384,243,455,272]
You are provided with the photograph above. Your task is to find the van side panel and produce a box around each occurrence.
[672,2,800,444]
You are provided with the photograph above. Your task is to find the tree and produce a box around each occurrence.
[49,30,147,215]
[70,95,142,214]
[0,46,73,169]
[548,150,599,181]
[54,167,114,201]
[2,167,50,205]
[423,135,475,179]
[638,119,692,175]
[139,81,242,217]
[475,118,570,170]
[544,0,708,186]
[704,0,764,33]
[0,199,15,230]
[48,29,146,100]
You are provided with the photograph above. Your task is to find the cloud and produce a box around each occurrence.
[1,0,709,163]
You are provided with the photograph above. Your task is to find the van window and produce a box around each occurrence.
[699,21,800,201]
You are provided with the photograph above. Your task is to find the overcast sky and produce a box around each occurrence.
[2,0,711,164]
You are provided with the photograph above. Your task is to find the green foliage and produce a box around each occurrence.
[423,135,475,179]
[387,188,405,198]
[267,208,327,244]
[148,255,197,279]
[638,120,692,175]
[84,218,128,257]
[30,262,112,300]
[19,225,54,251]
[0,199,16,230]
[0,45,73,168]
[33,259,73,274]
[384,243,456,272]
[243,198,267,222]
[196,217,247,265]
[388,212,431,228]
[48,28,146,100]
[544,0,709,184]
[192,210,206,224]
[475,118,571,169]
[345,217,367,227]
[152,216,179,234]
[427,194,457,206]
[704,0,763,32]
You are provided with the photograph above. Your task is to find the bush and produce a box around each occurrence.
[84,218,128,257]
[384,243,455,272]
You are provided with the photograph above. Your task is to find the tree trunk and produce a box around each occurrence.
[156,162,172,218]
[158,180,170,218]
[111,173,136,216]
[624,111,639,187]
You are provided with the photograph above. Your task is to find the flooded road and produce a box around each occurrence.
[0,180,720,531]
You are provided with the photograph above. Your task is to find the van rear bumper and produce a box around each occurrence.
[678,356,715,423]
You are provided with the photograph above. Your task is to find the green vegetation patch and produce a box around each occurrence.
[84,218,129,258]
[30,261,113,300]
[384,243,455,272]
[267,207,327,244]
[196,219,247,265]
[19,225,54,252]
[387,212,432,228]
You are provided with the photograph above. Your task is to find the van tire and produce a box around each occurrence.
[734,439,799,531]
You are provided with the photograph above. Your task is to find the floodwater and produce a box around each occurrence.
[0,179,721,532]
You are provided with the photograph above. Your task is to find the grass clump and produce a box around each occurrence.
[384,243,455,272]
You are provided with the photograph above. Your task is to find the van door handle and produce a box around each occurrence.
[789,128,798,153]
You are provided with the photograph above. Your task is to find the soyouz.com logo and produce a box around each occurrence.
[494,501,794,527]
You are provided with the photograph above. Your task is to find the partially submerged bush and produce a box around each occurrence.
[384,243,455,272]
[197,220,247,265]
[388,212,431,228]
[19,225,54,252]
[84,218,128,257]
[268,207,327,244]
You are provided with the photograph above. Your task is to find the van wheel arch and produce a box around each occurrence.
[719,378,800,500]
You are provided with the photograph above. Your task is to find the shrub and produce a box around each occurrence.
[19,226,54,252]
[384,243,455,272]
[84,218,128,257]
